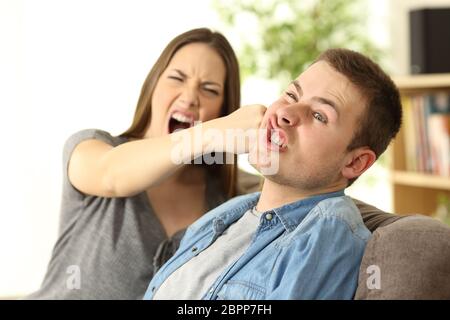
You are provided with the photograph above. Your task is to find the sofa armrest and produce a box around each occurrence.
[355,215,450,299]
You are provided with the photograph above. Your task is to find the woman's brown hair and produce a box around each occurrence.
[119,28,241,198]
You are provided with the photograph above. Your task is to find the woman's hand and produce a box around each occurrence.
[220,104,267,132]
[203,104,267,154]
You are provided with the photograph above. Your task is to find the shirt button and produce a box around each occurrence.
[265,213,273,221]
[191,246,198,253]
[151,287,155,292]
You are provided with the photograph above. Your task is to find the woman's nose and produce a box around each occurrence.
[179,86,199,108]
[276,105,300,127]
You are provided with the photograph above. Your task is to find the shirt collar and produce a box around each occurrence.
[271,189,345,232]
[212,192,260,234]
[212,189,345,234]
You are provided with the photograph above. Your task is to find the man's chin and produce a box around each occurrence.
[249,159,280,177]
[248,148,280,176]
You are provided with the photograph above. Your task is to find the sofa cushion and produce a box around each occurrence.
[353,198,404,232]
[355,215,450,299]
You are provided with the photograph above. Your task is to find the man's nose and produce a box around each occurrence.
[275,105,300,127]
[179,86,199,108]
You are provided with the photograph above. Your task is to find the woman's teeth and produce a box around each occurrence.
[270,132,286,148]
[171,113,192,124]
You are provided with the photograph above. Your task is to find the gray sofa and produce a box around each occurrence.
[354,199,450,299]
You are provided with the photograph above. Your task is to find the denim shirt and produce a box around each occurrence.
[143,190,371,300]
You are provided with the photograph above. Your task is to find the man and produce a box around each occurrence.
[143,48,402,300]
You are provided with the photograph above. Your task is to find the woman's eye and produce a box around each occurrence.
[168,76,183,82]
[285,91,297,102]
[313,112,327,124]
[204,88,219,96]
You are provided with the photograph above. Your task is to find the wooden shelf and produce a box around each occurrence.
[390,74,450,215]
[393,74,450,90]
[392,171,450,190]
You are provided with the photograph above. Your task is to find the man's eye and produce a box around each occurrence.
[285,91,297,101]
[313,112,327,124]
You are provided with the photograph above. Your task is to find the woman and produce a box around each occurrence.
[27,28,265,299]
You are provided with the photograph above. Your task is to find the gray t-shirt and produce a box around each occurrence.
[26,129,228,300]
[153,208,261,300]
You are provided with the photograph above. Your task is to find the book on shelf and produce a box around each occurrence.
[402,96,417,171]
[402,92,450,177]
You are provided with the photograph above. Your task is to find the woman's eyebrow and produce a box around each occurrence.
[172,69,222,88]
[172,69,187,78]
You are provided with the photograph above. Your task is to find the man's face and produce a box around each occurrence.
[253,61,367,191]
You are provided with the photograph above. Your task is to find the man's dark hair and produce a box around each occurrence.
[315,48,402,185]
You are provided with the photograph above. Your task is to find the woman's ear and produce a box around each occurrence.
[341,147,377,180]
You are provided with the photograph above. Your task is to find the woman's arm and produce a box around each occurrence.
[68,105,266,197]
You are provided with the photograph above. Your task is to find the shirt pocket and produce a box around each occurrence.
[216,280,266,300]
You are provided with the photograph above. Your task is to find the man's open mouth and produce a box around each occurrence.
[168,112,195,133]
[266,117,288,151]
[269,131,286,148]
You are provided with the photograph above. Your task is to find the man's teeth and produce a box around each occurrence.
[270,132,285,148]
[171,113,192,123]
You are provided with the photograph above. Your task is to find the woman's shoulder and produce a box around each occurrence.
[61,129,129,190]
[64,128,127,149]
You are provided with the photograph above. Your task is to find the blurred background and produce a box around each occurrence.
[1,0,449,298]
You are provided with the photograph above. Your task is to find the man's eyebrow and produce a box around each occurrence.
[291,80,340,116]
[172,69,222,88]
[292,80,302,95]
[312,97,340,116]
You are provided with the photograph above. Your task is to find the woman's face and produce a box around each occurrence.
[146,42,226,138]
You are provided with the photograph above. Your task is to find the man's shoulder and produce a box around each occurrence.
[316,195,362,221]
[303,195,371,241]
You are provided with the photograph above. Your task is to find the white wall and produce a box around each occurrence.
[0,0,234,298]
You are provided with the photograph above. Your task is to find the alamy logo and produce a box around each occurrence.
[366,265,381,290]
[66,265,81,290]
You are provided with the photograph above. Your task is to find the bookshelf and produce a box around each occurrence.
[391,73,450,215]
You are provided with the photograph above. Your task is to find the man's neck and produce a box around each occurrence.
[256,179,345,212]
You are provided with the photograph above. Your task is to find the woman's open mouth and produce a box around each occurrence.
[168,111,195,133]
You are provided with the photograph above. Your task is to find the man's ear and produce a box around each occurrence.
[341,147,377,180]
